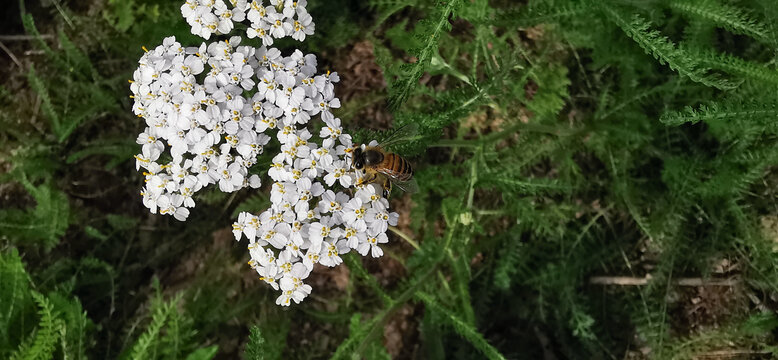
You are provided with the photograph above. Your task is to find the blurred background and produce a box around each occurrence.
[2,0,778,359]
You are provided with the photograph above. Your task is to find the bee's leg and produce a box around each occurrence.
[357,171,378,186]
[381,177,392,198]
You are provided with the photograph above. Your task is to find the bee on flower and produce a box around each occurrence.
[134,0,404,306]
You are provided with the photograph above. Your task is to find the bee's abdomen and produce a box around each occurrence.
[384,153,413,181]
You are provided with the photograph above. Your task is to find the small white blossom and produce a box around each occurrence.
[358,232,389,258]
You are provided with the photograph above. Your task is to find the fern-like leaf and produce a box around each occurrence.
[46,292,91,360]
[660,100,778,127]
[184,345,218,360]
[492,232,524,291]
[344,254,391,305]
[244,319,289,360]
[417,292,505,360]
[695,49,778,86]
[600,5,740,90]
[388,0,462,109]
[449,254,476,325]
[0,249,32,354]
[495,0,592,27]
[11,292,62,360]
[0,178,70,250]
[66,138,137,170]
[669,0,769,43]
[26,67,62,140]
[126,292,181,360]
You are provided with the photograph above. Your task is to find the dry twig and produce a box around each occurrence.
[694,349,771,359]
[589,276,739,287]
[0,41,23,68]
[0,34,54,41]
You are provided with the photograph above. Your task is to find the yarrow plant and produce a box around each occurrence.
[131,0,399,306]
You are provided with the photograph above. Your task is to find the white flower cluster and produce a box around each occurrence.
[228,59,402,306]
[232,148,400,305]
[131,36,275,221]
[132,0,401,307]
[181,0,315,44]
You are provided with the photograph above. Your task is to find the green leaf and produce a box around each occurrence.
[0,179,70,250]
[601,5,740,90]
[11,292,62,360]
[184,345,219,360]
[417,292,505,360]
[0,249,32,353]
[388,0,463,109]
[245,326,284,360]
[670,0,770,43]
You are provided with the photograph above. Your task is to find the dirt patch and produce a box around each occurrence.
[333,40,393,130]
[669,283,748,336]
[307,262,351,299]
[383,303,421,358]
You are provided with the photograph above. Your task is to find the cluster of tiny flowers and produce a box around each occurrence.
[132,0,400,306]
[228,64,401,305]
[181,0,315,44]
[131,36,277,220]
[232,137,400,305]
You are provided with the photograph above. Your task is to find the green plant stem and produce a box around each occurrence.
[349,265,439,357]
[388,226,420,250]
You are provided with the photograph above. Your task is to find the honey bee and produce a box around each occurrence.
[350,124,420,197]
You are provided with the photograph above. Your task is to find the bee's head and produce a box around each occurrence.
[352,146,365,169]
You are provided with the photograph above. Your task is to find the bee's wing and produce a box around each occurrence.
[377,168,419,194]
[392,178,419,194]
[379,123,421,149]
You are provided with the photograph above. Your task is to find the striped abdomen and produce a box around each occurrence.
[379,153,414,181]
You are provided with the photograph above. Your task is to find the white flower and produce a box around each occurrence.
[247,0,268,23]
[248,24,274,46]
[309,94,341,121]
[282,0,306,18]
[136,129,164,162]
[217,161,245,192]
[358,232,388,258]
[319,239,348,267]
[323,160,354,188]
[309,219,332,251]
[291,11,314,41]
[343,224,366,249]
[320,117,350,148]
[366,202,394,235]
[302,247,320,270]
[276,263,312,306]
[234,211,260,241]
[257,264,281,290]
[267,11,292,38]
[342,197,367,229]
[182,0,252,39]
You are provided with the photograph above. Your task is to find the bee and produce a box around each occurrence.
[350,124,420,198]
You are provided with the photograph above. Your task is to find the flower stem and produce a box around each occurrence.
[388,226,420,250]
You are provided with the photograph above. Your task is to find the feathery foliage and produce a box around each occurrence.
[669,0,770,43]
[417,292,505,360]
[384,0,462,109]
[600,5,740,90]
[0,176,70,250]
[1,249,91,360]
